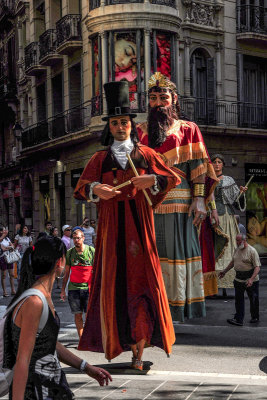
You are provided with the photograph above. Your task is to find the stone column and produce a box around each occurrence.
[144,29,151,93]
[100,31,108,114]
[17,21,23,81]
[216,43,223,100]
[175,34,180,92]
[236,0,241,31]
[184,37,191,97]
[246,0,250,30]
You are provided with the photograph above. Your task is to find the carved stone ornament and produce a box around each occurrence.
[183,1,216,27]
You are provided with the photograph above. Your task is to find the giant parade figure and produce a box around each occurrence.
[74,81,178,370]
[138,72,218,321]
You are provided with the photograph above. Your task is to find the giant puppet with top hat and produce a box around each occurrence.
[73,81,179,366]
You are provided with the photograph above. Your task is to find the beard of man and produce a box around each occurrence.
[148,104,178,149]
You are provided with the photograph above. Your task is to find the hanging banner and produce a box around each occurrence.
[3,186,9,199]
[245,163,267,256]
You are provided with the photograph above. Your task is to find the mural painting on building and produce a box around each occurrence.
[114,31,143,109]
[154,32,171,78]
[245,164,267,256]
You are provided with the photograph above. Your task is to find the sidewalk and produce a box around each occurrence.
[1,259,267,399]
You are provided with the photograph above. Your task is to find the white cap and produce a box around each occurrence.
[62,224,71,232]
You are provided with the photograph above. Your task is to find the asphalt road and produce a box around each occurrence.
[1,258,267,399]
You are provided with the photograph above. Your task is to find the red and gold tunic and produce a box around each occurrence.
[74,144,179,360]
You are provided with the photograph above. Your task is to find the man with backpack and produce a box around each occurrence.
[60,226,94,338]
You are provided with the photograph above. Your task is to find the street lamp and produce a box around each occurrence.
[13,122,23,140]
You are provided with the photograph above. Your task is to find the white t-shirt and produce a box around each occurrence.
[15,234,33,254]
[0,237,12,257]
[83,227,96,247]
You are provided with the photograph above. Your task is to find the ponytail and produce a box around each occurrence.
[9,247,35,306]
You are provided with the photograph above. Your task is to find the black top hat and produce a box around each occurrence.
[102,81,137,121]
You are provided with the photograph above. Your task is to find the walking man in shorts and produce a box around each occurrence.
[61,226,95,337]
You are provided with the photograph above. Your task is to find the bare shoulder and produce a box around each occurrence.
[19,295,43,315]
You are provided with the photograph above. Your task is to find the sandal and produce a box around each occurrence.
[131,356,137,368]
[3,293,9,297]
[133,359,143,371]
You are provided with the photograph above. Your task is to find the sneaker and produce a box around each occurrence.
[250,318,259,323]
[227,318,243,326]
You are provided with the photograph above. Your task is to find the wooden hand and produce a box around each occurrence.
[93,184,121,200]
[131,175,155,190]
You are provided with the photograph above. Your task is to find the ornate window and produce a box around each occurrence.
[190,48,216,123]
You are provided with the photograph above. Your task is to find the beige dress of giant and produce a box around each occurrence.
[214,176,243,288]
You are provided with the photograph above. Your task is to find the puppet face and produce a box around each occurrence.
[109,116,131,141]
[212,158,224,174]
[115,39,137,71]
[148,89,175,109]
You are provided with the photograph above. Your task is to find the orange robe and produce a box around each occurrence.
[74,144,179,360]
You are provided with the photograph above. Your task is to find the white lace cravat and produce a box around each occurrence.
[111,138,134,169]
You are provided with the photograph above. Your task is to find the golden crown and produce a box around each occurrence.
[148,72,177,92]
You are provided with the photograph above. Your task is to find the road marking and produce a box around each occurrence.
[185,382,202,400]
[147,370,267,381]
[101,379,131,399]
[72,378,94,393]
[226,384,239,400]
[143,380,167,399]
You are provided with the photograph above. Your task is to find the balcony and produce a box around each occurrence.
[105,0,143,5]
[39,29,63,66]
[151,0,176,8]
[237,4,267,45]
[89,0,176,9]
[180,97,267,129]
[56,14,82,55]
[24,42,47,76]
[21,99,101,149]
[0,0,15,33]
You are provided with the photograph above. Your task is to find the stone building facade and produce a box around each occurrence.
[0,0,266,238]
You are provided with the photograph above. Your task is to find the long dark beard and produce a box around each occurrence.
[148,105,177,149]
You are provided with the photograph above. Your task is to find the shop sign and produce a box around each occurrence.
[71,168,84,188]
[39,175,50,193]
[245,163,267,256]
[55,172,65,189]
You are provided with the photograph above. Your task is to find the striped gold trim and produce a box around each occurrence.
[169,297,205,306]
[160,256,202,265]
[154,203,190,214]
[165,188,191,200]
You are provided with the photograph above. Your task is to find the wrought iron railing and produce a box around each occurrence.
[24,42,40,70]
[56,14,82,47]
[89,0,101,9]
[21,95,267,149]
[236,4,267,34]
[39,29,58,60]
[105,0,143,4]
[151,0,175,8]
[21,99,101,149]
[180,97,267,129]
[0,0,15,16]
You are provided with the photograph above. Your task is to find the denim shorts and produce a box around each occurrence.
[68,289,89,314]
